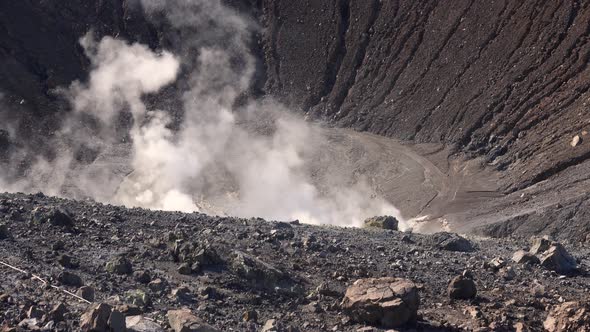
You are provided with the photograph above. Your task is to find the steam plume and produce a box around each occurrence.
[0,0,405,228]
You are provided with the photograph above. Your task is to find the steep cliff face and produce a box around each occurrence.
[1,1,590,238]
[259,0,590,194]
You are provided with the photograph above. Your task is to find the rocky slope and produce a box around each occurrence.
[2,0,590,238]
[0,192,589,331]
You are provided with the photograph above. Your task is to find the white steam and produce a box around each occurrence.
[0,0,405,228]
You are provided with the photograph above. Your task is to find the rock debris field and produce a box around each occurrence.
[0,192,589,331]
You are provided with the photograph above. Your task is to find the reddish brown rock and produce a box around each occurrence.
[341,277,419,328]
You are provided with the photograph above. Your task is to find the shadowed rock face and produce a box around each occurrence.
[2,1,590,238]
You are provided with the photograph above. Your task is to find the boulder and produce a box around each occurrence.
[58,271,83,287]
[77,286,95,302]
[80,303,112,332]
[363,216,399,230]
[539,244,577,274]
[173,243,222,271]
[530,236,553,255]
[544,301,590,332]
[448,274,477,300]
[512,250,540,265]
[48,208,76,228]
[105,256,133,275]
[32,207,75,229]
[430,232,475,252]
[230,250,285,288]
[126,315,165,332]
[124,289,150,309]
[167,309,219,332]
[341,277,419,328]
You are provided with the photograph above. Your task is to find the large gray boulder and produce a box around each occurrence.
[539,244,577,274]
[341,277,419,328]
[105,256,133,275]
[230,250,285,288]
[430,232,475,252]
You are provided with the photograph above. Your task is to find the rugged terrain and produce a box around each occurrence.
[2,1,590,331]
[1,192,589,331]
[2,0,590,238]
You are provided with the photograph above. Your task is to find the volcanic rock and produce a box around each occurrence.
[430,232,475,252]
[539,244,577,274]
[530,236,553,255]
[77,286,95,302]
[173,242,222,272]
[341,277,419,328]
[80,303,113,332]
[544,301,590,332]
[125,289,150,309]
[448,274,477,300]
[126,315,165,332]
[512,250,540,265]
[33,207,75,229]
[167,309,219,332]
[363,216,399,230]
[230,250,285,288]
[171,286,193,303]
[58,271,83,287]
[105,256,133,275]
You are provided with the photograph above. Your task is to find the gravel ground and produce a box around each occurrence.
[0,192,589,331]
